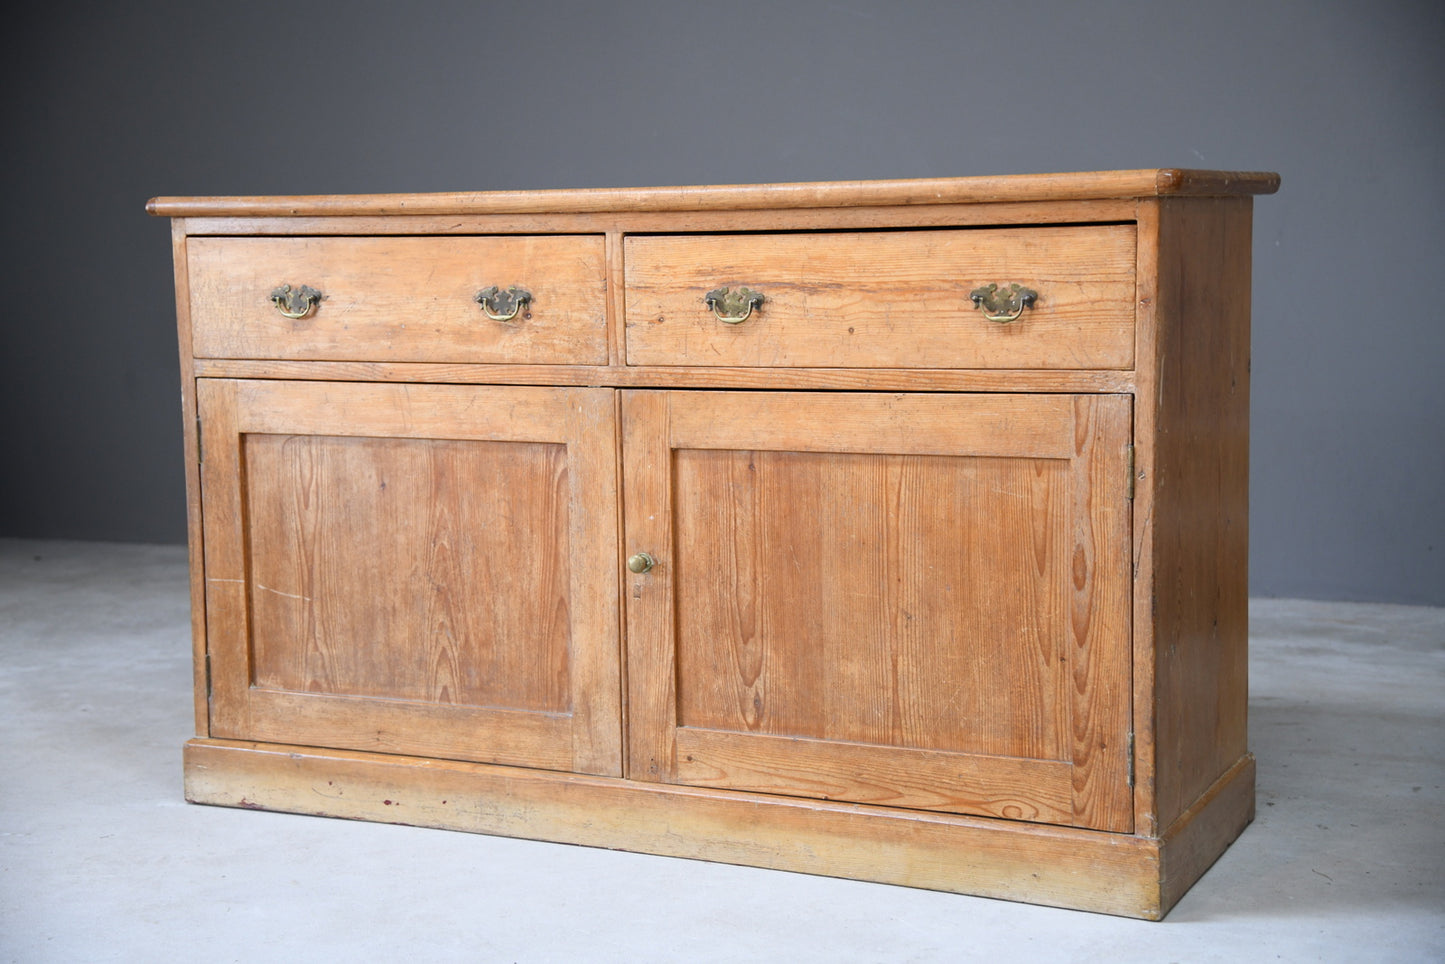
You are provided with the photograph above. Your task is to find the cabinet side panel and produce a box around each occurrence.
[1150,197,1253,829]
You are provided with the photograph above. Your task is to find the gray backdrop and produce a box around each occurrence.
[2,1,1441,605]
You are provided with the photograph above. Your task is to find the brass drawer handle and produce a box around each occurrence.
[627,552,657,574]
[475,285,532,322]
[269,284,323,319]
[704,286,765,325]
[969,283,1038,323]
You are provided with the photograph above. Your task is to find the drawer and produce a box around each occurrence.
[624,226,1135,369]
[188,236,607,364]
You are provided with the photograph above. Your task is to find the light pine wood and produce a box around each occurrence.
[170,198,1142,238]
[1130,198,1165,836]
[148,168,1280,218]
[188,236,607,364]
[626,227,1136,369]
[182,736,1254,919]
[623,391,1133,831]
[1143,197,1254,831]
[181,739,1162,917]
[190,358,1138,393]
[154,170,1274,919]
[171,220,210,737]
[1158,755,1257,910]
[197,380,621,775]
[673,727,1077,824]
[244,434,572,711]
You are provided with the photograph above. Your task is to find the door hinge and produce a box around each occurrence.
[204,652,212,699]
[1126,730,1136,788]
[1125,445,1135,500]
[195,416,203,465]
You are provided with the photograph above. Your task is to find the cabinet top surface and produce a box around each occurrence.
[148,168,1279,218]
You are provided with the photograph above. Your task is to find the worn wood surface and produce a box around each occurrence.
[188,236,607,364]
[184,738,1173,918]
[626,226,1136,369]
[148,168,1280,218]
[190,358,1137,393]
[1130,198,1163,835]
[1158,754,1256,911]
[1145,197,1254,830]
[197,380,621,775]
[169,199,1141,238]
[171,221,209,737]
[245,434,572,711]
[158,170,1274,916]
[623,391,1133,831]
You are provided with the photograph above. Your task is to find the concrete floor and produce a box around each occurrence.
[1,538,1441,962]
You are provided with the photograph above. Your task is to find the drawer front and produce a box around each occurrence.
[188,236,608,364]
[624,226,1135,369]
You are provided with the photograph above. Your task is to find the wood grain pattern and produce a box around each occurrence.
[1146,197,1254,830]
[1066,394,1135,832]
[625,227,1136,369]
[245,434,571,711]
[190,358,1137,394]
[197,379,248,738]
[620,390,676,781]
[198,380,622,775]
[170,199,1141,238]
[157,170,1275,916]
[171,220,210,737]
[148,168,1280,218]
[1158,754,1256,911]
[184,738,1175,918]
[666,391,1077,457]
[1130,198,1164,836]
[188,236,606,364]
[624,390,1133,830]
[675,728,1074,823]
[670,448,1069,759]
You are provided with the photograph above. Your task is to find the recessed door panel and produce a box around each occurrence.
[198,379,620,776]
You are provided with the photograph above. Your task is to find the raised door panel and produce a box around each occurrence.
[197,379,620,776]
[623,390,1133,831]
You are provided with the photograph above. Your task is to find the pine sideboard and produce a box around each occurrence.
[150,169,1279,919]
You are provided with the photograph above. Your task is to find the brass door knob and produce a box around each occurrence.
[627,552,657,574]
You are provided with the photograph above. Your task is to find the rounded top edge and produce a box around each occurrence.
[146,169,1281,218]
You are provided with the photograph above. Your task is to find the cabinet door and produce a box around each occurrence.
[197,379,620,776]
[623,391,1133,831]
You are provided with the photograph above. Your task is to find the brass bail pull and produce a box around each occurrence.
[969,283,1038,323]
[270,284,323,319]
[704,286,765,324]
[475,285,533,322]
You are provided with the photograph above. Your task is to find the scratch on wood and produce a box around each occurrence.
[256,583,313,602]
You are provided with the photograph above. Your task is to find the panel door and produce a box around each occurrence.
[623,391,1133,831]
[197,379,621,776]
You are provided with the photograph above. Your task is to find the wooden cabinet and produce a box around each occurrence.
[152,169,1278,919]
